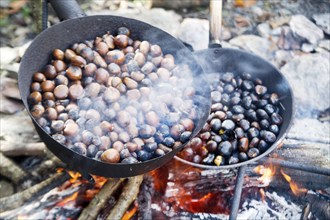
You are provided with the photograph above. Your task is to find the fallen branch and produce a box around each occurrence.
[0,152,28,184]
[0,172,70,212]
[106,175,144,220]
[78,178,125,220]
[0,141,46,156]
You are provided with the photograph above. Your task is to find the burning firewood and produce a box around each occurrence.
[0,172,70,213]
[0,152,28,184]
[78,178,125,220]
[106,175,144,220]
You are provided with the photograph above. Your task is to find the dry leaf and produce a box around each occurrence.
[234,0,256,8]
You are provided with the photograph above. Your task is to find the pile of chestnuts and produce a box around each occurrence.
[177,72,283,166]
[29,27,201,164]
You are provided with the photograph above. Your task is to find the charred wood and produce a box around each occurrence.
[0,172,70,213]
[305,192,330,220]
[138,176,154,220]
[78,178,125,220]
[106,175,144,220]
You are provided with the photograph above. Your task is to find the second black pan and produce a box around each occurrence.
[174,1,294,219]
[175,47,294,169]
[18,0,210,177]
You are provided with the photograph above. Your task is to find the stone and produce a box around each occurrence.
[18,41,32,58]
[0,47,18,67]
[178,18,231,51]
[1,63,19,77]
[229,35,274,58]
[313,13,330,35]
[281,53,330,114]
[2,85,21,100]
[301,43,314,53]
[270,27,282,36]
[178,18,208,51]
[220,41,240,49]
[277,26,303,50]
[257,23,271,38]
[0,94,24,114]
[89,8,182,38]
[0,77,24,113]
[271,50,294,68]
[289,15,324,45]
[269,16,291,29]
[318,39,330,51]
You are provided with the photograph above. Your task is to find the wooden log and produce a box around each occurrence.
[0,152,28,184]
[78,178,125,220]
[137,176,154,220]
[106,175,144,220]
[0,172,70,213]
[0,141,46,156]
[274,140,330,168]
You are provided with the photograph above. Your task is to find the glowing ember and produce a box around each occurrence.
[175,192,232,214]
[56,191,79,206]
[122,202,138,220]
[280,169,307,196]
[254,164,276,185]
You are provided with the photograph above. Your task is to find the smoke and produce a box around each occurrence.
[41,29,211,161]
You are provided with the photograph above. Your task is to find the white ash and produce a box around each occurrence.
[239,191,302,220]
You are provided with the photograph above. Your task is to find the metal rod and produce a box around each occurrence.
[229,165,246,220]
[260,158,330,176]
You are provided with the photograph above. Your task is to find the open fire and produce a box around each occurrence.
[2,155,328,220]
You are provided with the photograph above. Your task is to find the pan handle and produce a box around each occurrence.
[229,165,246,220]
[48,0,86,21]
[209,0,223,48]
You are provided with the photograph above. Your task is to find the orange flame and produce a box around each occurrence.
[122,202,138,220]
[91,175,108,188]
[68,171,82,184]
[280,169,307,196]
[57,191,79,206]
[254,164,276,185]
[57,168,64,173]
